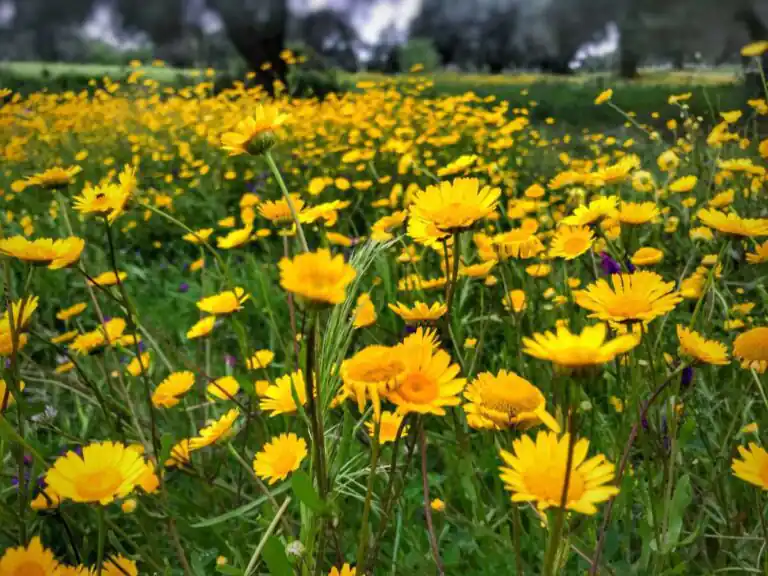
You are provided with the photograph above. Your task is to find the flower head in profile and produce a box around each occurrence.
[126,351,151,377]
[0,536,60,575]
[152,371,195,408]
[328,565,356,576]
[676,326,729,366]
[246,349,275,370]
[618,202,660,226]
[499,430,619,514]
[56,302,88,321]
[217,226,252,249]
[25,165,82,189]
[561,196,618,227]
[260,371,311,416]
[389,301,447,323]
[463,370,559,432]
[197,287,250,315]
[549,226,594,260]
[88,270,127,287]
[742,41,768,57]
[385,328,465,416]
[594,89,613,105]
[668,175,698,194]
[523,323,639,368]
[353,292,377,328]
[0,235,85,269]
[574,271,682,324]
[189,409,240,449]
[493,220,544,260]
[73,182,130,222]
[221,105,289,156]
[697,209,768,238]
[631,247,664,266]
[207,375,240,401]
[187,316,216,339]
[732,443,768,490]
[365,411,409,443]
[279,249,356,306]
[259,195,306,226]
[45,441,148,505]
[747,240,768,264]
[340,345,406,418]
[253,433,308,485]
[409,177,500,233]
[734,327,768,373]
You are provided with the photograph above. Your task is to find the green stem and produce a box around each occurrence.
[96,507,106,572]
[264,150,309,253]
[512,504,525,575]
[356,418,381,568]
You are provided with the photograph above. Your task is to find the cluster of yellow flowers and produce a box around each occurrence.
[2,48,768,573]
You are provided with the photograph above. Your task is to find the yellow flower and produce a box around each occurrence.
[279,249,356,306]
[525,263,551,278]
[386,328,465,416]
[430,498,446,512]
[697,209,768,237]
[253,433,308,485]
[617,202,659,225]
[328,564,356,576]
[493,220,545,260]
[732,443,768,490]
[594,89,613,105]
[459,260,496,278]
[197,287,250,315]
[742,422,759,435]
[561,196,618,227]
[522,323,639,367]
[609,396,624,413]
[499,430,619,514]
[353,292,377,328]
[207,376,240,401]
[260,371,310,416]
[389,301,447,323]
[216,226,252,249]
[73,182,130,222]
[187,316,216,339]
[189,409,240,449]
[463,370,559,432]
[88,270,127,287]
[45,441,148,505]
[409,177,500,233]
[340,345,406,417]
[742,41,768,57]
[630,247,664,266]
[708,190,735,208]
[0,536,60,575]
[668,175,698,193]
[0,295,38,335]
[25,166,82,189]
[524,183,546,199]
[51,330,78,344]
[747,240,768,264]
[503,289,527,313]
[182,228,213,244]
[657,150,680,172]
[221,105,288,156]
[152,371,195,408]
[0,379,24,408]
[370,211,408,241]
[126,351,151,376]
[575,271,681,324]
[0,235,85,269]
[676,326,729,366]
[720,110,742,124]
[365,411,409,443]
[102,556,139,576]
[327,232,354,247]
[259,195,306,225]
[437,154,478,177]
[56,302,87,321]
[734,327,768,373]
[165,439,194,468]
[246,350,275,370]
[549,226,594,260]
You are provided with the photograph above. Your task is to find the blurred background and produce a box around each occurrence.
[0,0,766,94]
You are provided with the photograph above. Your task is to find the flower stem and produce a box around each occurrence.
[96,507,106,572]
[512,504,525,575]
[264,150,309,253]
[419,422,444,575]
[356,418,381,569]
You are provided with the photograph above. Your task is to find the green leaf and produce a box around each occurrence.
[191,485,290,528]
[261,535,291,576]
[664,474,693,553]
[291,470,325,513]
[215,565,243,575]
[158,432,175,469]
[0,415,46,465]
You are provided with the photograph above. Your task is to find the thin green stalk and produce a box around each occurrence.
[264,150,309,252]
[419,423,444,575]
[512,504,525,575]
[245,497,292,576]
[96,507,106,572]
[356,418,381,568]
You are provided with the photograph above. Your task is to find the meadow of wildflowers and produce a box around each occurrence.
[1,44,768,575]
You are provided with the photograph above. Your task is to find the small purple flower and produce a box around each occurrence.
[179,283,190,293]
[600,252,622,275]
[23,455,32,466]
[103,316,112,323]
[138,341,147,353]
[224,354,237,367]
[403,325,417,337]
[626,260,636,273]
[681,366,694,389]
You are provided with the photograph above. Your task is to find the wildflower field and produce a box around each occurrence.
[1,47,768,575]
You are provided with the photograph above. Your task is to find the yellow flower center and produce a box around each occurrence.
[563,236,590,255]
[13,562,46,576]
[524,463,586,504]
[478,383,538,417]
[272,450,298,476]
[606,294,652,318]
[75,468,124,501]
[430,204,483,229]
[398,371,439,404]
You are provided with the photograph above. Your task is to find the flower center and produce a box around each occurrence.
[75,468,124,501]
[608,294,652,318]
[272,450,297,476]
[563,236,589,255]
[524,463,586,504]
[13,562,46,576]
[480,384,538,416]
[397,371,438,404]
[355,361,405,384]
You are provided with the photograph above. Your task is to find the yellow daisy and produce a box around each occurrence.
[365,411,409,443]
[732,443,768,490]
[25,165,82,189]
[221,105,289,156]
[503,289,527,313]
[260,371,311,416]
[409,177,500,233]
[0,235,85,269]
[196,287,250,315]
[734,327,768,373]
[252,433,308,485]
[617,201,659,225]
[207,375,240,401]
[522,323,639,368]
[630,247,664,266]
[388,301,447,323]
[493,220,545,260]
[747,240,768,264]
[152,371,195,408]
[279,249,356,306]
[329,564,356,576]
[189,409,240,449]
[352,292,377,328]
[88,270,127,287]
[56,302,87,321]
[186,316,216,339]
[340,345,406,417]
[499,430,619,514]
[560,196,618,226]
[549,226,594,260]
[0,537,60,575]
[45,441,148,505]
[697,209,768,238]
[216,226,252,249]
[574,271,682,323]
[246,350,275,370]
[676,326,729,365]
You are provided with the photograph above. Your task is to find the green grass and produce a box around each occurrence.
[0,60,195,81]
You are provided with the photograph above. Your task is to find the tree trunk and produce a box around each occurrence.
[619,45,639,79]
